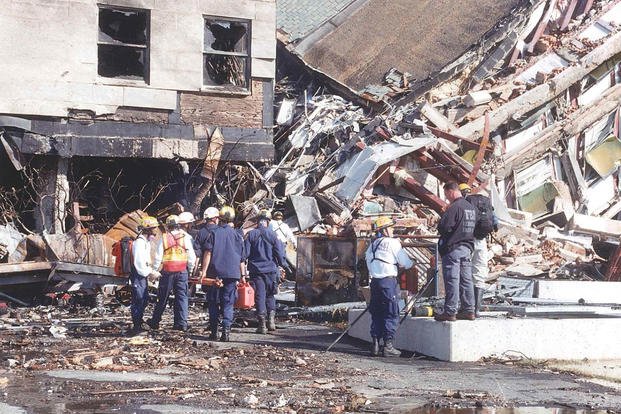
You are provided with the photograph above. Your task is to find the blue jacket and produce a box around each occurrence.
[205,224,245,279]
[197,223,218,253]
[244,226,285,275]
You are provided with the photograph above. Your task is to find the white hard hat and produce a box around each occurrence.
[203,207,220,220]
[178,212,195,224]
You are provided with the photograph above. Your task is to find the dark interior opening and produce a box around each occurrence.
[98,7,149,81]
[204,19,249,88]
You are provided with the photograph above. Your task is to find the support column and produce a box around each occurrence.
[35,157,69,234]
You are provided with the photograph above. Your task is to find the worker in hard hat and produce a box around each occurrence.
[365,216,414,357]
[178,211,200,281]
[458,183,498,316]
[245,209,287,334]
[147,214,196,332]
[178,211,200,256]
[197,207,220,249]
[268,211,297,249]
[196,206,221,311]
[199,205,246,342]
[128,216,160,335]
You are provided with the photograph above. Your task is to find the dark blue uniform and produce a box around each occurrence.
[198,223,219,296]
[244,226,285,317]
[129,268,148,328]
[204,224,245,331]
[438,197,477,315]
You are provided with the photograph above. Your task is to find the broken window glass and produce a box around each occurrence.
[203,18,250,90]
[98,7,149,81]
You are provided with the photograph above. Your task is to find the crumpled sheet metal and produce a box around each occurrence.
[334,135,437,205]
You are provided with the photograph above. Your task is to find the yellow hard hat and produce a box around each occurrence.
[166,214,180,227]
[458,183,471,192]
[219,206,235,222]
[139,216,158,229]
[373,216,394,231]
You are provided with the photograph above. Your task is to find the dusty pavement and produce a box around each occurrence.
[1,305,620,413]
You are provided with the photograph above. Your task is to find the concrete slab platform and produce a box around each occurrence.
[535,280,621,303]
[347,309,621,362]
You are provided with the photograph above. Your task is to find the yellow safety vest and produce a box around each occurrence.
[162,232,188,272]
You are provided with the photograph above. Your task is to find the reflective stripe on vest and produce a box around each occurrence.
[162,232,188,272]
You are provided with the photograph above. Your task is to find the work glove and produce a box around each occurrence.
[147,270,161,283]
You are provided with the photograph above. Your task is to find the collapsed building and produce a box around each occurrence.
[2,0,621,311]
[271,0,621,303]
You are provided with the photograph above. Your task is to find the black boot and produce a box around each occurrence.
[474,287,484,318]
[220,328,230,342]
[145,318,159,330]
[370,337,380,357]
[267,311,276,332]
[256,315,267,334]
[126,322,143,336]
[382,339,401,357]
[208,325,218,340]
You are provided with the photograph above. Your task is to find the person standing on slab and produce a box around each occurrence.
[365,216,414,357]
[435,182,477,322]
[459,183,498,317]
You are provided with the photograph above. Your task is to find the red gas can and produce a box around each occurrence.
[235,282,255,309]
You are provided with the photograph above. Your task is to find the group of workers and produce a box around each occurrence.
[128,206,293,341]
[128,179,495,352]
[364,182,496,357]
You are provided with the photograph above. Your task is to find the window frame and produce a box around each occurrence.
[202,15,252,93]
[97,4,151,84]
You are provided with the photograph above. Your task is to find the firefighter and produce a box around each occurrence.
[128,216,160,335]
[365,216,414,357]
[245,209,287,334]
[197,207,220,307]
[147,214,196,332]
[199,206,246,342]
[196,207,220,251]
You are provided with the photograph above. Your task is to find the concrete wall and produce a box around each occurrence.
[0,0,276,117]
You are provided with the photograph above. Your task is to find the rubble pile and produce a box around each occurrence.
[268,0,621,284]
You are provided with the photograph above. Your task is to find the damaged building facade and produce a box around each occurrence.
[0,0,276,235]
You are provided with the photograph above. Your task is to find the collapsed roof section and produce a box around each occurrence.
[277,0,525,102]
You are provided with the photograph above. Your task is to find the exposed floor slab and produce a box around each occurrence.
[348,309,621,362]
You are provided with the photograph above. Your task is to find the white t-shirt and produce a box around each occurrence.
[365,237,414,278]
[269,220,297,247]
[132,235,154,277]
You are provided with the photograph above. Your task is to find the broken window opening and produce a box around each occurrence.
[98,7,149,82]
[203,18,250,90]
